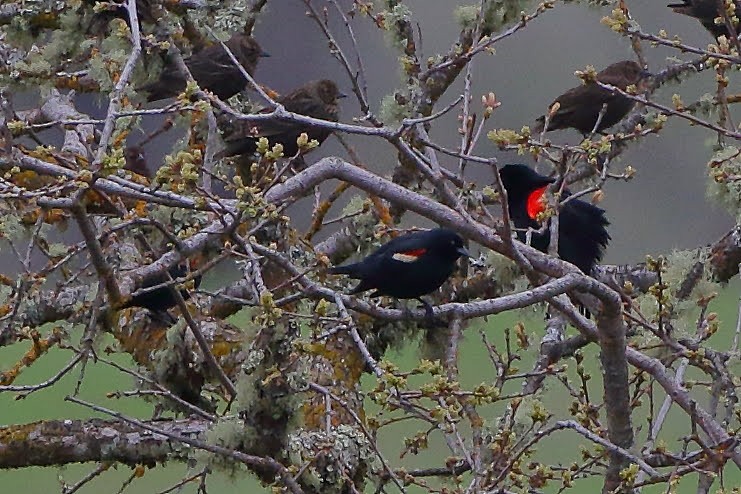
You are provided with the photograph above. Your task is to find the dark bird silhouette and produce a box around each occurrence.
[140,33,269,102]
[217,79,346,159]
[124,145,150,178]
[124,262,201,320]
[533,60,650,135]
[498,164,610,275]
[123,259,210,406]
[328,228,470,318]
[668,0,732,38]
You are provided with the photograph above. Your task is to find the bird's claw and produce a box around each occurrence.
[418,299,445,328]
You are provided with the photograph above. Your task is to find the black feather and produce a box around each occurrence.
[125,263,201,313]
[499,164,610,274]
[328,229,469,300]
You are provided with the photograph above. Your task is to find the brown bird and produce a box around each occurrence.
[533,60,650,135]
[140,33,269,102]
[668,0,736,39]
[217,79,346,159]
[124,145,151,178]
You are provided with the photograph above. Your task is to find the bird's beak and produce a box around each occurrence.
[457,247,471,258]
[260,50,271,58]
[338,91,348,99]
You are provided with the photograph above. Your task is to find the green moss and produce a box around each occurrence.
[190,0,251,35]
[632,249,720,336]
[287,425,379,493]
[707,145,741,220]
[455,5,481,29]
[0,214,26,243]
[13,55,54,80]
[378,93,411,125]
[455,1,532,34]
[0,421,42,442]
[381,3,413,50]
[487,251,520,292]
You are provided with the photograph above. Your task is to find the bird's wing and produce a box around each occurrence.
[598,72,633,89]
[140,66,185,100]
[554,84,616,116]
[327,234,424,276]
[229,95,332,141]
[557,196,610,272]
[372,233,436,264]
[237,119,304,140]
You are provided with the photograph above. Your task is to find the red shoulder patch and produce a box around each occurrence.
[526,186,548,220]
[392,248,427,263]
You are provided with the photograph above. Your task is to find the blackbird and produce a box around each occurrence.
[668,0,732,39]
[533,60,650,135]
[140,33,269,102]
[498,164,610,275]
[217,79,346,159]
[124,262,201,319]
[328,228,470,317]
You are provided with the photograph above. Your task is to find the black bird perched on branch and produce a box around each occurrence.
[668,0,733,39]
[498,164,610,275]
[140,33,269,102]
[217,79,346,159]
[124,261,201,321]
[328,228,470,318]
[533,60,650,135]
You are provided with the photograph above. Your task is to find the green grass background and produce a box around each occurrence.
[1,281,738,493]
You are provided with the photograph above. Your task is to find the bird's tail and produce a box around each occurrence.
[213,146,233,161]
[327,263,360,276]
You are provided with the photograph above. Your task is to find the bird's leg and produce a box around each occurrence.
[417,297,435,323]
